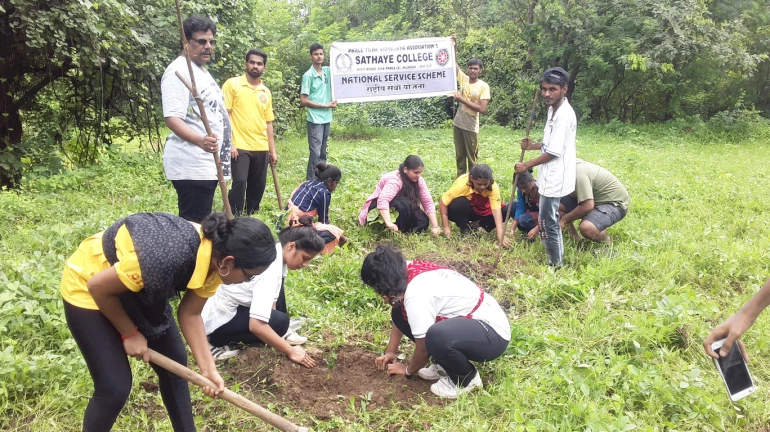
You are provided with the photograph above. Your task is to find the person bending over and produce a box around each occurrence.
[361,245,511,399]
[61,212,276,431]
[510,169,541,241]
[203,217,324,367]
[358,155,440,235]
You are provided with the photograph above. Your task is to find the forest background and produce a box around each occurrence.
[2,0,770,188]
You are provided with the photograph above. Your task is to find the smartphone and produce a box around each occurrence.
[711,339,756,402]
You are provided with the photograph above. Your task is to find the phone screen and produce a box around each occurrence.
[716,342,753,395]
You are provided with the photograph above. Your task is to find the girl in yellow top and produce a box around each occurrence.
[60,212,276,431]
[440,164,511,247]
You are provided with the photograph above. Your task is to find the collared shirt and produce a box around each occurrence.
[290,180,332,224]
[222,75,275,151]
[301,66,333,124]
[452,69,490,133]
[538,98,577,198]
[441,174,502,211]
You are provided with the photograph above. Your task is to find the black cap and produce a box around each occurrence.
[541,67,569,86]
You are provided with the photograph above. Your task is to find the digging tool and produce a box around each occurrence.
[494,89,540,267]
[173,0,233,220]
[148,350,309,432]
[270,164,284,210]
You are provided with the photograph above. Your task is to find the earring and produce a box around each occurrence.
[218,265,230,277]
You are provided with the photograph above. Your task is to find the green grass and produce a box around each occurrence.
[2,123,770,431]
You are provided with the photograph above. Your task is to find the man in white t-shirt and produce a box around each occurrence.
[514,67,577,266]
[161,16,231,223]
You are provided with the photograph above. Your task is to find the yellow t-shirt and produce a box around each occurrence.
[222,75,275,152]
[441,173,502,210]
[60,224,221,310]
[452,70,490,133]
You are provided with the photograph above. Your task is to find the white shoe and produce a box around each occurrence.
[418,363,447,380]
[289,317,307,331]
[210,344,240,361]
[430,372,483,399]
[283,328,308,346]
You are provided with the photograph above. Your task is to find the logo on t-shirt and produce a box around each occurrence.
[259,93,268,105]
[436,48,450,66]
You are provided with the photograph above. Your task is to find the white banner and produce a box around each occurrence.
[330,37,457,103]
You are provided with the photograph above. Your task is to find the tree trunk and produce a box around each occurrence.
[0,91,23,188]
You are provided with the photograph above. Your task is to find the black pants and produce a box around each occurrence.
[171,179,218,223]
[391,305,508,387]
[228,150,269,216]
[367,196,430,233]
[447,197,508,232]
[64,300,195,432]
[208,306,290,347]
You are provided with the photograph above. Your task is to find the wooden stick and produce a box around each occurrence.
[148,350,309,432]
[173,0,234,220]
[494,89,540,267]
[270,164,284,210]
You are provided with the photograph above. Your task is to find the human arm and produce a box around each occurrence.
[492,208,511,248]
[450,34,459,78]
[439,199,452,237]
[249,318,315,367]
[87,267,148,360]
[267,122,277,166]
[520,137,543,151]
[377,180,401,232]
[387,338,429,377]
[299,94,337,109]
[515,152,556,173]
[454,96,489,114]
[178,290,225,396]
[375,323,404,369]
[561,198,594,227]
[164,117,218,153]
[704,278,770,360]
[317,191,332,224]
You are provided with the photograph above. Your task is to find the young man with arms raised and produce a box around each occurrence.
[161,16,231,223]
[222,49,278,216]
[449,34,491,178]
[300,43,337,181]
[514,67,577,267]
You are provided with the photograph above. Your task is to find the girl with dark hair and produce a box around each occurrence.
[60,212,276,431]
[361,245,511,399]
[202,217,323,367]
[358,155,441,235]
[511,169,541,240]
[439,164,510,246]
[286,162,347,253]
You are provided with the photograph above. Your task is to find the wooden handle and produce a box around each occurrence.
[270,164,284,210]
[494,89,540,266]
[148,350,308,432]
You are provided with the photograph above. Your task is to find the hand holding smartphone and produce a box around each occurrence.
[711,338,756,402]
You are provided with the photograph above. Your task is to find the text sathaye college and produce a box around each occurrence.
[355,52,436,64]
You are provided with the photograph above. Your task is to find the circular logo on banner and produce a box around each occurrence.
[335,53,353,72]
[436,48,450,66]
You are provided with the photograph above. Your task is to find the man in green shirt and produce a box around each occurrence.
[300,43,337,181]
[560,159,630,244]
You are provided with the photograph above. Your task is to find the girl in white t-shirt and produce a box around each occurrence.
[361,245,511,398]
[202,217,324,367]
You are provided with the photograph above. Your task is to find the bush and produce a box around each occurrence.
[706,109,770,140]
[336,97,450,129]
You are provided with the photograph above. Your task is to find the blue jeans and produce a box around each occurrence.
[306,121,330,180]
[539,196,564,266]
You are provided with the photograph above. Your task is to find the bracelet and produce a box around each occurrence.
[404,364,411,376]
[121,327,140,341]
[432,225,440,229]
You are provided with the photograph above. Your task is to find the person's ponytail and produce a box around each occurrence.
[278,216,325,254]
[202,213,276,269]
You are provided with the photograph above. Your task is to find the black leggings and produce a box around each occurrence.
[64,300,195,432]
[447,197,508,232]
[207,306,290,347]
[391,304,509,387]
[367,196,430,233]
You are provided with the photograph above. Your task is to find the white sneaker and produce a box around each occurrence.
[289,317,307,331]
[283,328,308,346]
[430,372,483,399]
[418,363,447,380]
[210,344,240,361]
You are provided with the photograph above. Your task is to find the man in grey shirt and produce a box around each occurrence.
[161,15,231,222]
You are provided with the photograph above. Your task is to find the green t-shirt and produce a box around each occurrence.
[574,159,630,210]
[301,66,333,124]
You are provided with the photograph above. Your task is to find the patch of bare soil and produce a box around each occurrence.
[416,252,518,283]
[222,346,442,419]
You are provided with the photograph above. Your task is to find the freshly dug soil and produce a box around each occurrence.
[223,346,442,419]
[415,252,514,283]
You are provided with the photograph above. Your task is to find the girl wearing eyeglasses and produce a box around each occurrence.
[60,212,276,431]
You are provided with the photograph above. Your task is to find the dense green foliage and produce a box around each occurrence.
[2,0,769,186]
[2,122,770,430]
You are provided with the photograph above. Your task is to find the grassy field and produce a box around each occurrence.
[2,123,770,431]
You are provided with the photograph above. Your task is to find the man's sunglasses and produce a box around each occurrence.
[189,38,217,47]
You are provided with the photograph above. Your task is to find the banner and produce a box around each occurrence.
[330,37,457,103]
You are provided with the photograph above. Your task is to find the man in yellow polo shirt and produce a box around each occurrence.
[222,48,278,216]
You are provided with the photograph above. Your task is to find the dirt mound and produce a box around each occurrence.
[223,346,441,419]
[416,252,513,283]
